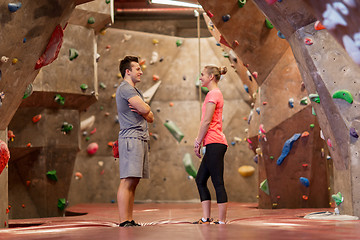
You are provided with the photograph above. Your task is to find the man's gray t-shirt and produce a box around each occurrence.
[116,81,149,140]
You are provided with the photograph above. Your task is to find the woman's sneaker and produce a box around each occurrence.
[213,220,226,224]
[193,218,212,224]
[119,220,141,227]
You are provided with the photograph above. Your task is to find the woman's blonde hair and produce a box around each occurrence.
[204,65,227,81]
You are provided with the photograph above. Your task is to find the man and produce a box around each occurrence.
[116,56,154,227]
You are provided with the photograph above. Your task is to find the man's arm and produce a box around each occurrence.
[128,95,154,123]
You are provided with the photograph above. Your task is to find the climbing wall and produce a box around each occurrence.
[254,0,360,216]
[7,0,113,219]
[198,0,330,208]
[67,28,257,206]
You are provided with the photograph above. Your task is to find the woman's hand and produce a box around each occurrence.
[194,139,202,158]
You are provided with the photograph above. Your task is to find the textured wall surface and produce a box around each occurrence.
[67,28,256,206]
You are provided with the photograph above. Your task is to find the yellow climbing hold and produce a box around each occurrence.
[238,165,255,177]
[152,39,159,45]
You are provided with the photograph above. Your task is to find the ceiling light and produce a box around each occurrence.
[150,0,202,9]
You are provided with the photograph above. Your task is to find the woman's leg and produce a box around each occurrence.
[195,153,211,219]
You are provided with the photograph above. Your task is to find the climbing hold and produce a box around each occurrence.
[302,195,308,200]
[99,82,107,89]
[232,40,239,48]
[288,98,294,108]
[350,127,359,138]
[1,56,9,63]
[255,148,262,155]
[238,165,255,177]
[152,75,159,81]
[222,14,231,22]
[69,48,79,61]
[259,124,266,134]
[46,170,58,181]
[176,39,183,47]
[80,83,88,91]
[253,155,258,164]
[321,148,325,157]
[32,114,41,123]
[304,38,313,45]
[206,10,213,18]
[8,130,15,141]
[61,122,73,134]
[302,164,308,168]
[327,139,332,148]
[164,120,184,143]
[300,97,308,105]
[312,107,316,116]
[231,141,236,146]
[90,128,96,135]
[265,0,277,4]
[310,124,315,128]
[309,93,320,103]
[252,72,258,79]
[105,0,111,3]
[169,102,174,107]
[26,143,31,147]
[150,51,159,64]
[270,156,274,160]
[57,198,67,211]
[87,17,95,24]
[75,172,83,180]
[314,21,326,30]
[260,179,270,195]
[300,177,310,187]
[35,25,63,70]
[112,140,119,158]
[332,192,343,206]
[265,19,273,29]
[262,101,267,105]
[238,0,246,8]
[332,90,353,104]
[183,153,197,178]
[276,133,301,165]
[87,142,99,155]
[277,31,285,39]
[301,131,309,137]
[244,84,249,93]
[256,107,260,115]
[80,115,95,132]
[23,38,26,43]
[152,39,159,45]
[8,2,22,12]
[0,140,10,175]
[12,58,18,64]
[54,94,65,105]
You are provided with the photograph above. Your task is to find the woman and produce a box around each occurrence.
[194,65,228,224]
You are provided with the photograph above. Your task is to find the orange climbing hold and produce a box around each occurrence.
[32,114,41,123]
[8,130,15,141]
[26,180,31,186]
[302,195,308,200]
[108,141,114,147]
[169,102,174,107]
[153,74,160,81]
[26,143,31,147]
[301,131,309,137]
[139,59,146,65]
[314,21,326,30]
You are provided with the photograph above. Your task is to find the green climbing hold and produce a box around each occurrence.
[176,39,183,47]
[61,122,73,134]
[46,170,58,181]
[201,86,209,94]
[270,156,274,160]
[332,90,353,104]
[164,120,184,143]
[309,93,320,103]
[222,52,229,58]
[69,48,79,61]
[238,0,246,7]
[57,198,66,211]
[54,94,65,105]
[105,0,111,3]
[99,82,107,89]
[265,19,274,29]
[300,96,308,105]
[260,179,269,195]
[332,192,343,206]
[80,83,88,91]
[312,107,316,116]
[310,123,315,128]
[88,17,95,24]
[183,153,197,178]
[23,84,33,99]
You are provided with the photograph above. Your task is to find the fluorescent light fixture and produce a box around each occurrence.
[151,0,202,8]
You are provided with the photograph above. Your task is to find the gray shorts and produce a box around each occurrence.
[118,138,149,179]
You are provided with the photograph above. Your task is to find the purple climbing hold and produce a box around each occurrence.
[222,14,231,22]
[276,133,301,165]
[253,155,258,164]
[350,127,359,138]
[300,177,310,187]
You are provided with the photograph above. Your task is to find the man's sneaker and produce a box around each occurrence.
[119,220,133,227]
[193,218,212,224]
[131,220,141,226]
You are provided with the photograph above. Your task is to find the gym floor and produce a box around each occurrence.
[1,202,360,239]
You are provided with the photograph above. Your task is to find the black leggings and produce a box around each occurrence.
[195,143,228,203]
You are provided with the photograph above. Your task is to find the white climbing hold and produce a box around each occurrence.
[354,32,360,48]
[81,115,96,131]
[322,3,347,30]
[343,35,360,64]
[333,2,349,15]
[343,0,356,7]
[150,51,159,65]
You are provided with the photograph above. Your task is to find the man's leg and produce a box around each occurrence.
[117,177,140,222]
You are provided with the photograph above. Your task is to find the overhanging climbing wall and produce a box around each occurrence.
[254,0,360,217]
[67,28,257,205]
[7,0,113,219]
[198,0,330,208]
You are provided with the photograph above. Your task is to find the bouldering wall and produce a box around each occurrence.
[67,28,257,206]
[254,0,360,216]
[198,0,330,208]
[7,0,113,219]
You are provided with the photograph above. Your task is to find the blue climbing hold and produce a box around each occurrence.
[222,14,231,22]
[350,127,359,138]
[277,31,285,39]
[8,2,22,12]
[253,155,258,164]
[244,84,249,93]
[23,38,26,43]
[300,177,310,187]
[231,141,236,146]
[216,42,221,46]
[288,98,294,108]
[256,107,260,115]
[276,133,301,165]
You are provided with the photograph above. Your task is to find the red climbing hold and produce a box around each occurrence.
[304,38,313,45]
[219,35,231,48]
[112,140,119,158]
[32,114,41,123]
[0,140,10,175]
[35,25,64,70]
[265,0,277,4]
[252,72,258,79]
[87,142,99,155]
[314,21,326,30]
[206,10,213,18]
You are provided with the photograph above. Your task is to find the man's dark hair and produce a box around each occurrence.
[119,56,139,78]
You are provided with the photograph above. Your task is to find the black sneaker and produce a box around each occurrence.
[131,220,141,226]
[192,218,212,224]
[119,220,133,227]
